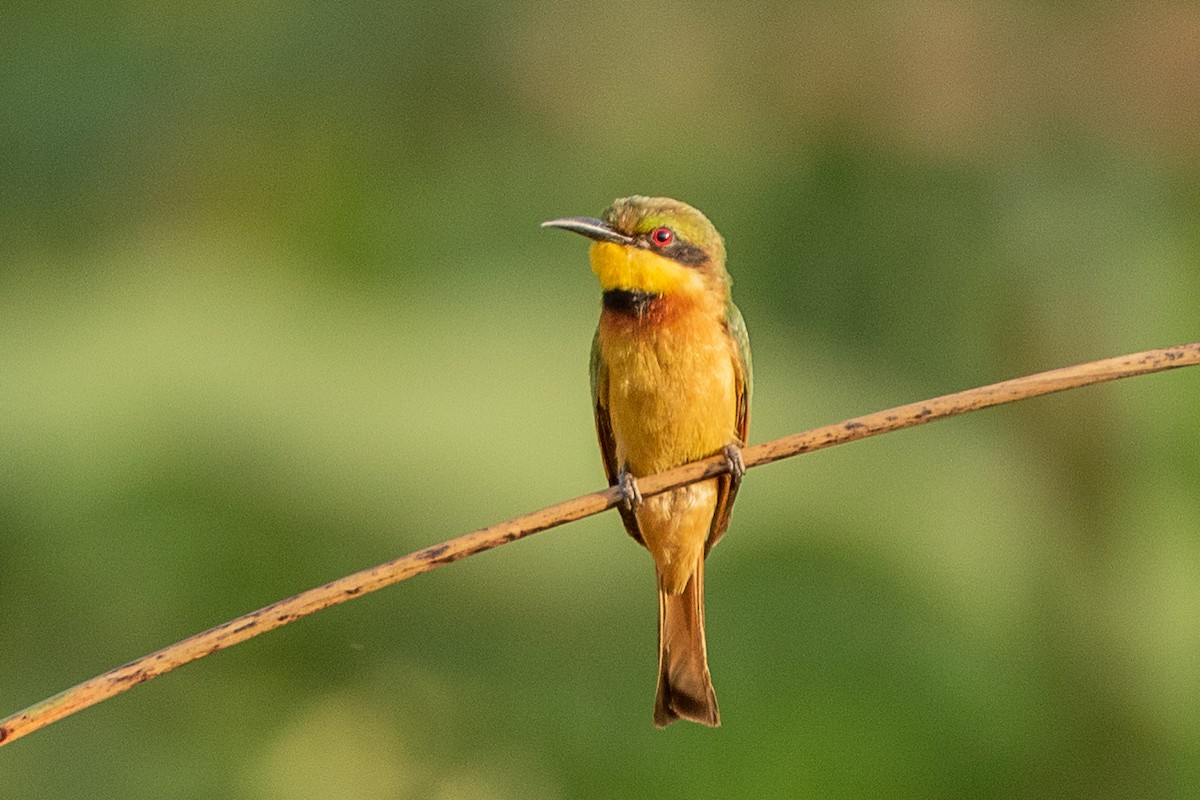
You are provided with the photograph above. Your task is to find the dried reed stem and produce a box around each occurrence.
[2,341,1197,747]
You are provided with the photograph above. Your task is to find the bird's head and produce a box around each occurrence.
[542,196,729,304]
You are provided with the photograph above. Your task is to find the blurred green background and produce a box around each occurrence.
[3,2,1199,797]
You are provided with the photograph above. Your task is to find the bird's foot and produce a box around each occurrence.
[722,443,746,489]
[616,468,643,512]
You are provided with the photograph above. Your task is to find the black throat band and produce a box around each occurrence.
[602,289,660,316]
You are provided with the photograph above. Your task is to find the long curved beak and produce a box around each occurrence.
[540,216,635,245]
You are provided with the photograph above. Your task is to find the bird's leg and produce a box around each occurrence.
[722,443,746,494]
[616,465,643,512]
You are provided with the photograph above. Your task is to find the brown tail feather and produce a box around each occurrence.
[654,558,720,727]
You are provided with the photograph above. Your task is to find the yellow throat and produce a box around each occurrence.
[589,241,706,296]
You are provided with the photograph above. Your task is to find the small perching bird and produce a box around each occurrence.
[543,196,751,727]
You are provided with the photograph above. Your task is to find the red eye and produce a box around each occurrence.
[650,227,673,246]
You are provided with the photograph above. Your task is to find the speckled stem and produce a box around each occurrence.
[2,340,1197,747]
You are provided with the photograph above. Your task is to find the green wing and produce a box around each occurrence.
[705,299,752,553]
[726,299,753,443]
[591,329,644,545]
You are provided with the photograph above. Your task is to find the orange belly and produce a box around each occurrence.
[599,309,739,592]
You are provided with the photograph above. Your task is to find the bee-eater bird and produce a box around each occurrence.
[542,196,751,727]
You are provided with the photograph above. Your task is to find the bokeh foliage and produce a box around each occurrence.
[3,2,1199,798]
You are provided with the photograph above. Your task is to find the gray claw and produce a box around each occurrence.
[722,443,746,482]
[617,469,642,512]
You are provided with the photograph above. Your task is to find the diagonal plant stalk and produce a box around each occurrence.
[2,341,1197,747]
